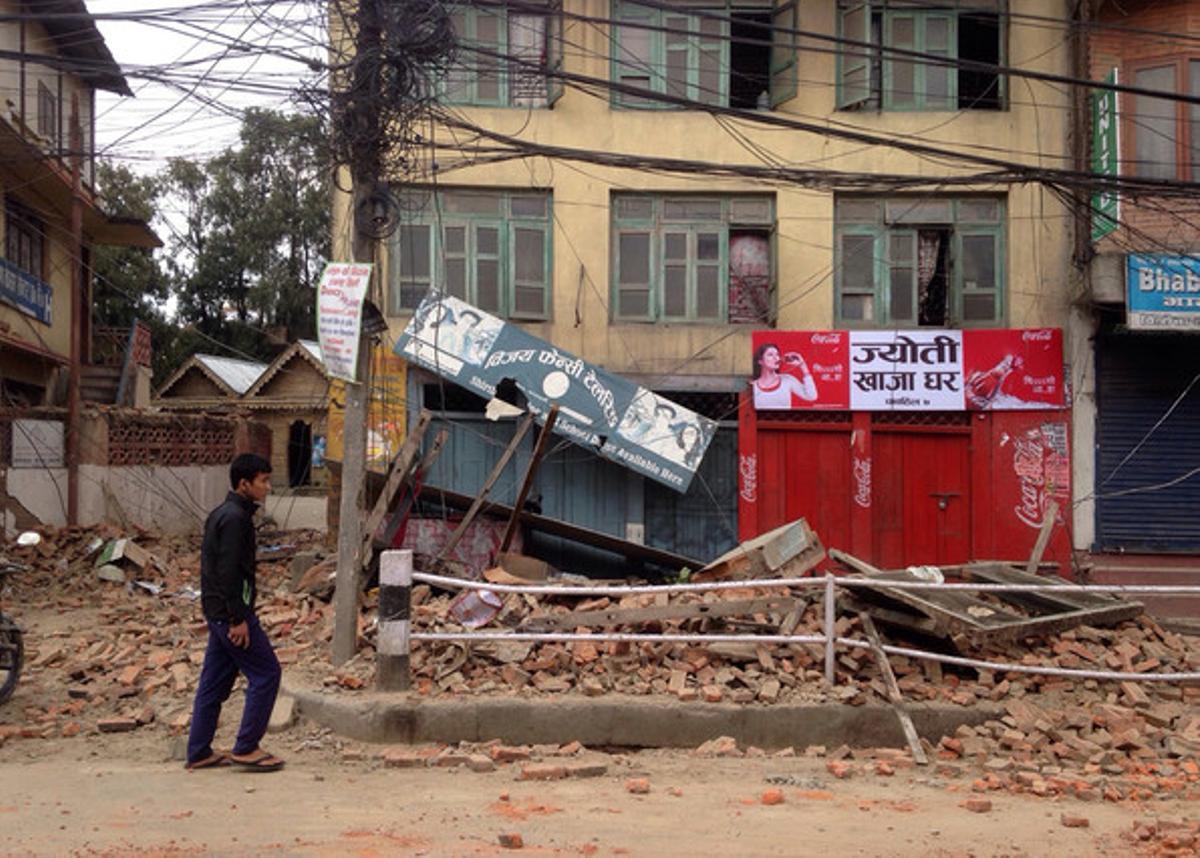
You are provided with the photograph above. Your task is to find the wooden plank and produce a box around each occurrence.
[374,428,450,550]
[858,612,928,766]
[1025,499,1059,575]
[359,410,432,564]
[415,485,702,571]
[500,406,559,553]
[694,518,824,582]
[523,596,797,631]
[435,414,535,569]
[842,595,941,637]
[961,561,1143,616]
[959,603,1147,648]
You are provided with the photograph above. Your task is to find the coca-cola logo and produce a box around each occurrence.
[852,456,871,509]
[1012,429,1046,528]
[739,453,757,504]
[810,333,843,345]
[1022,329,1054,342]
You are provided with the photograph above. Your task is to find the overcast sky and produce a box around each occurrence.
[91,0,323,171]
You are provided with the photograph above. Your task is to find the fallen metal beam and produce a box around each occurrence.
[417,485,701,571]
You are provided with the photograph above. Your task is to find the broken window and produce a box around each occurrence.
[612,194,774,323]
[837,1,1004,112]
[443,0,563,107]
[388,189,552,320]
[612,0,797,110]
[834,195,1004,327]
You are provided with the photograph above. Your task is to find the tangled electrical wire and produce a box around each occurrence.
[298,0,456,237]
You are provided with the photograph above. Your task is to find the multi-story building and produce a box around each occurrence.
[333,0,1080,569]
[1079,0,1200,599]
[0,0,157,406]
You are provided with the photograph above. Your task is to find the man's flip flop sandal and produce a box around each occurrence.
[230,752,285,772]
[185,753,230,771]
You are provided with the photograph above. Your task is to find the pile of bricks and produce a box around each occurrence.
[1,525,335,745]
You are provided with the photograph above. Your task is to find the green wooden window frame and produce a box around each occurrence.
[611,0,797,110]
[612,194,774,323]
[836,1,1006,112]
[389,190,553,321]
[833,196,1005,328]
[443,1,563,108]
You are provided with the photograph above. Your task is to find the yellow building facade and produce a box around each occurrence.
[330,0,1081,563]
[331,0,1076,385]
[0,0,157,403]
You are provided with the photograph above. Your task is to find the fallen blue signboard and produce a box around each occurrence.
[0,257,52,324]
[1126,254,1200,331]
[395,293,716,493]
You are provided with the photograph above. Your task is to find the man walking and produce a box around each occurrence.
[186,452,284,772]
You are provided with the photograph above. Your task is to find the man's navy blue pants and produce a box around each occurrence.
[186,615,281,764]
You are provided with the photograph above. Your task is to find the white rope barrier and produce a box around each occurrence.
[412,631,826,645]
[395,560,1200,690]
[412,570,1200,597]
[838,637,1200,683]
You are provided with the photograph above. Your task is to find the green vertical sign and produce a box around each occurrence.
[1091,69,1119,242]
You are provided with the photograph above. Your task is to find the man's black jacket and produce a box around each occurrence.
[200,491,258,624]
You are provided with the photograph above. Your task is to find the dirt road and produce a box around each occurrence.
[0,727,1184,857]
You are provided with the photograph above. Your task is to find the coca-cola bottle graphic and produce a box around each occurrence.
[965,354,1019,409]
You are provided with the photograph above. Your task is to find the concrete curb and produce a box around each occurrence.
[284,684,1000,750]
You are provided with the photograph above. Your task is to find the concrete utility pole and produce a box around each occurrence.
[66,95,83,526]
[331,0,384,666]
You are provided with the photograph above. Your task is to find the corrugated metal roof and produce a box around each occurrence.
[299,339,324,366]
[195,354,268,395]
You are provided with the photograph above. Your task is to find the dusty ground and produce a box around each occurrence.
[0,721,1187,858]
[1,527,1197,856]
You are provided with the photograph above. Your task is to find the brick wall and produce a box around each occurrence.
[1091,0,1200,252]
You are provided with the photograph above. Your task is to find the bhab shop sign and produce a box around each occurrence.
[750,328,1064,411]
[396,293,716,493]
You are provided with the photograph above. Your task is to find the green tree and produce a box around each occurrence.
[163,109,330,363]
[92,161,167,328]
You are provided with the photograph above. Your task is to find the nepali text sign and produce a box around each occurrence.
[0,257,52,324]
[316,262,372,381]
[1126,254,1200,331]
[751,328,1064,411]
[1091,68,1120,242]
[396,293,716,492]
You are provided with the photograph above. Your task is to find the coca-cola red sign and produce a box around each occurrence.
[751,328,1064,412]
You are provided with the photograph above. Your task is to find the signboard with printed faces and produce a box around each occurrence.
[395,293,716,493]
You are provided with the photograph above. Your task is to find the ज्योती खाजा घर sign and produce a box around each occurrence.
[750,328,1065,411]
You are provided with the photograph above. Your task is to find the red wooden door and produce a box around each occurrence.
[872,431,971,568]
[757,425,854,552]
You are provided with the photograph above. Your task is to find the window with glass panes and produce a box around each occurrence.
[611,0,798,110]
[441,1,563,107]
[1125,59,1200,181]
[389,190,552,320]
[612,194,774,323]
[837,1,1004,112]
[834,196,1004,327]
[5,202,45,280]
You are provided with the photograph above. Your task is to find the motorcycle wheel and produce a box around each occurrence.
[0,614,22,705]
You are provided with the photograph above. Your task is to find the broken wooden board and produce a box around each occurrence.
[496,552,550,582]
[417,485,702,572]
[693,518,824,583]
[858,612,928,766]
[960,562,1143,626]
[829,549,1143,648]
[522,596,798,631]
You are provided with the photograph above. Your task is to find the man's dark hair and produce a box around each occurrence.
[230,453,272,489]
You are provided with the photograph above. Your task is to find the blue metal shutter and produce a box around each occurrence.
[644,427,740,563]
[1095,333,1200,552]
